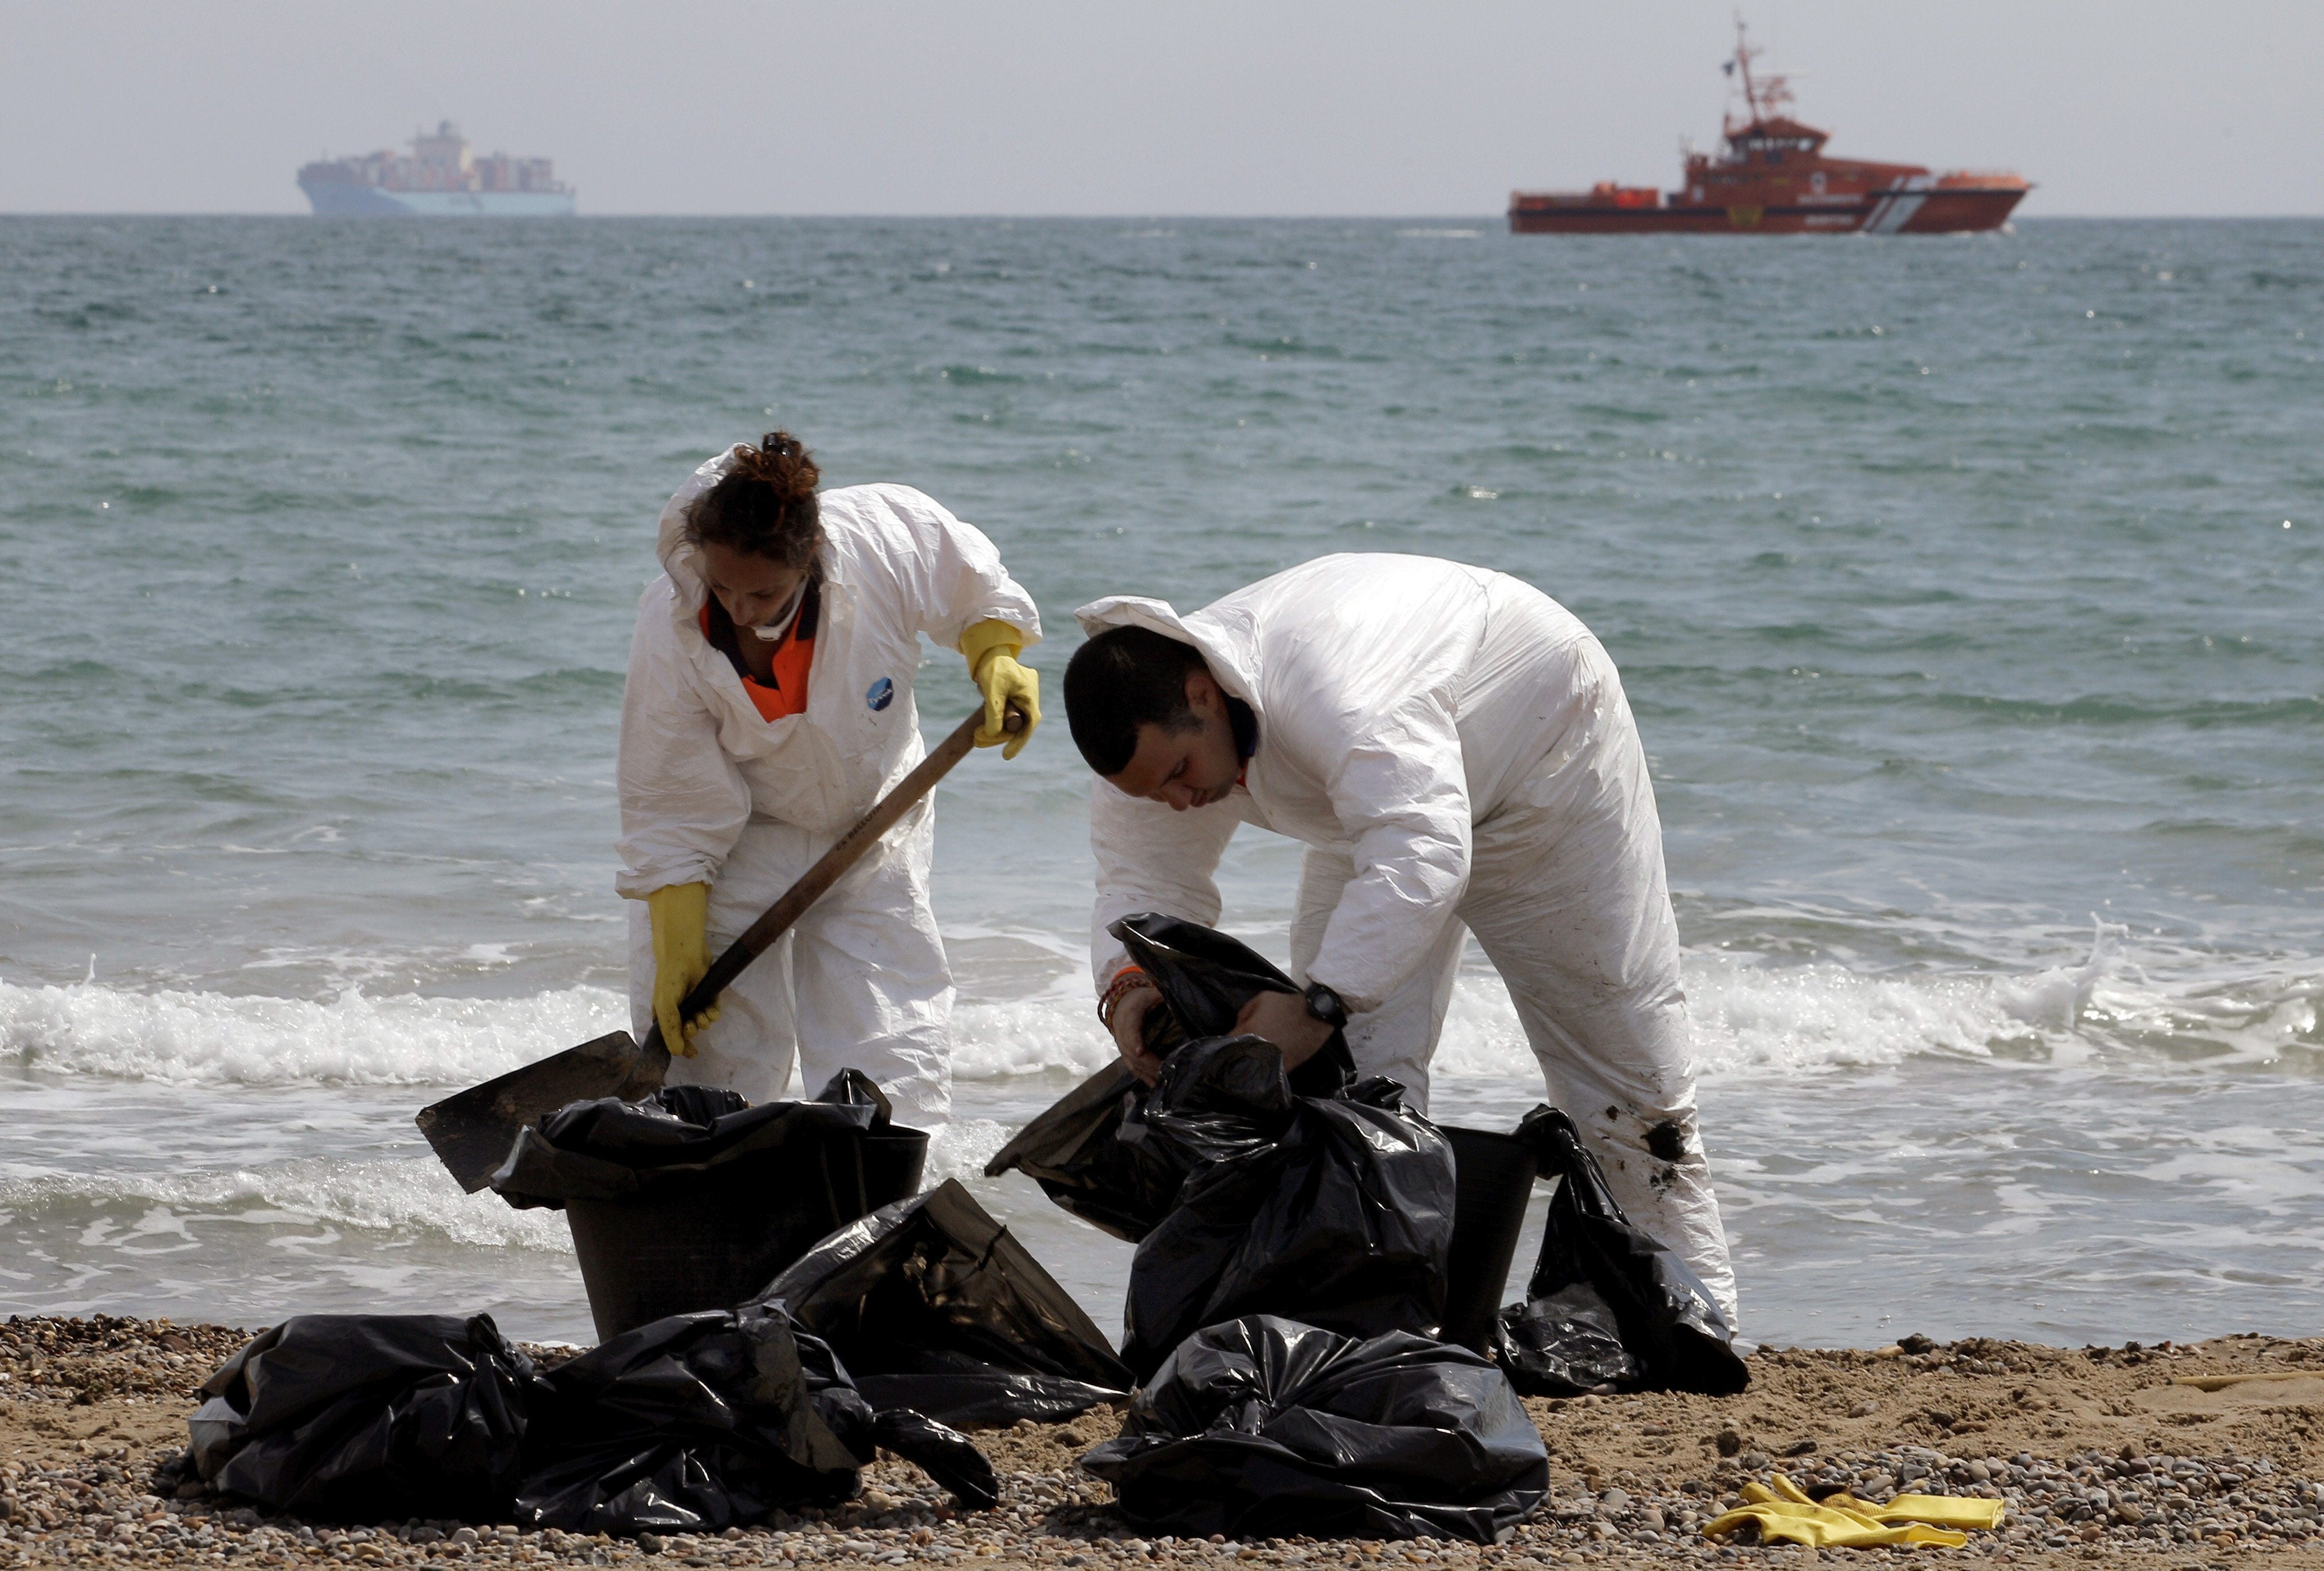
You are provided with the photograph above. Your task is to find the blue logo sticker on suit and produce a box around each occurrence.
[865,677,895,712]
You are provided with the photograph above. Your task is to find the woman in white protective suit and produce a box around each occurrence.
[615,431,1041,1125]
[1059,553,1738,1329]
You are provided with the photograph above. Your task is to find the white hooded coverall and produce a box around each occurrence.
[1079,553,1737,1327]
[616,449,1041,1125]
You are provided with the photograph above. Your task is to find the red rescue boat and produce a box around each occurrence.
[1509,22,2030,236]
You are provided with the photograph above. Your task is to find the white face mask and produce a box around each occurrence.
[746,584,806,641]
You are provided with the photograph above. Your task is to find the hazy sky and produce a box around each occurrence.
[6,1,2319,217]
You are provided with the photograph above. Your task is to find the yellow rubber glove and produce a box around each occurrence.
[959,618,1039,759]
[1854,1490,2009,1533]
[644,882,718,1055]
[1700,1475,2001,1550]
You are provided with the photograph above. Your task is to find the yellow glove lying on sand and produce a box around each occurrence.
[1701,1474,2007,1550]
[960,619,1039,760]
[645,882,718,1055]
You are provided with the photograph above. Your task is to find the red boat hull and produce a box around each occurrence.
[1510,182,2027,235]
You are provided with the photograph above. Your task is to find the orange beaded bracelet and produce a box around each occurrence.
[1097,966,1152,1029]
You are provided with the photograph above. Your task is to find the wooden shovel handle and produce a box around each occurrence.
[641,704,1024,1061]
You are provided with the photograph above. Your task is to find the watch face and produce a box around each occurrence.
[1304,983,1348,1028]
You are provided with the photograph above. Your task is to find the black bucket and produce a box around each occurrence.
[1439,1125,1540,1354]
[566,1124,929,1342]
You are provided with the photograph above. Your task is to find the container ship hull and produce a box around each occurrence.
[300,180,576,218]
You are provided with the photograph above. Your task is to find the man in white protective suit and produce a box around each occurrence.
[1061,552,1738,1328]
[615,431,1042,1126]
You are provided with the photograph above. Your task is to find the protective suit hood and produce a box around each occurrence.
[655,446,856,613]
[1073,594,1265,733]
[655,446,734,610]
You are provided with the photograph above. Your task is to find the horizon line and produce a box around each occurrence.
[5,209,2323,222]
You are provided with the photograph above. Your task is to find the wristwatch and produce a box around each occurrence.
[1301,981,1349,1030]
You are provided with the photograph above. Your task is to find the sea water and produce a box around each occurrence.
[1,216,2318,1349]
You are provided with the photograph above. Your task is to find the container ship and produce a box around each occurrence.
[1509,23,2028,235]
[298,121,575,217]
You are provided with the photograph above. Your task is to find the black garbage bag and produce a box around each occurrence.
[1119,1036,1454,1381]
[488,1073,884,1211]
[810,1066,894,1122]
[187,1314,536,1521]
[862,1408,998,1509]
[514,1300,995,1537]
[1114,914,1344,1067]
[981,1061,1165,1242]
[983,913,1355,1243]
[1489,1285,1638,1395]
[759,1179,1131,1428]
[1084,1315,1548,1543]
[1494,1105,1747,1396]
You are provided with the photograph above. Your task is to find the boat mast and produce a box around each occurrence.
[1732,15,1763,125]
[1726,15,1793,135]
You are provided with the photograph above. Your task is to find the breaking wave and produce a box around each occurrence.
[1437,933,2320,1082]
[0,979,626,1088]
[0,1119,1015,1262]
[2,933,2313,1094]
[0,1158,575,1255]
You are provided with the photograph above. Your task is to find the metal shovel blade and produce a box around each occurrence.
[416,1030,671,1193]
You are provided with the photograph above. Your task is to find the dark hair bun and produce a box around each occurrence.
[731,430,820,502]
[689,429,823,568]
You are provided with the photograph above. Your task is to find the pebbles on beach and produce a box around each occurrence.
[0,1315,246,1408]
[9,1317,2324,1568]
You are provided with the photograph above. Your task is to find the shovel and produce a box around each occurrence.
[415,704,1023,1192]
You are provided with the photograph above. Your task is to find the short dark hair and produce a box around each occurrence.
[1064,626,1210,775]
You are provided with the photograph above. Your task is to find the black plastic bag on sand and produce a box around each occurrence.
[188,1314,536,1521]
[515,1301,995,1536]
[983,914,1355,1243]
[1120,1036,1454,1382]
[1493,1105,1748,1396]
[489,1074,883,1211]
[1084,1315,1548,1544]
[759,1179,1131,1428]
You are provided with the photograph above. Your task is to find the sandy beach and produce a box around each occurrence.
[6,1315,2322,1569]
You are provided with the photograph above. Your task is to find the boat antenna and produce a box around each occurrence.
[1726,14,1793,132]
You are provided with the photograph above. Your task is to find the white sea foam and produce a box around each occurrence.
[925,1118,1012,1184]
[1430,935,2320,1086]
[0,1158,575,1254]
[948,995,1115,1081]
[1421,959,2015,1084]
[1,1124,1018,1264]
[4,933,2311,1094]
[0,977,625,1087]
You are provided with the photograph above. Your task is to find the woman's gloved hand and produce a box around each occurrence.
[645,882,718,1054]
[960,619,1040,759]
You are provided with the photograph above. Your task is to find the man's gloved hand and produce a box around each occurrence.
[645,882,718,1055]
[960,619,1039,759]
